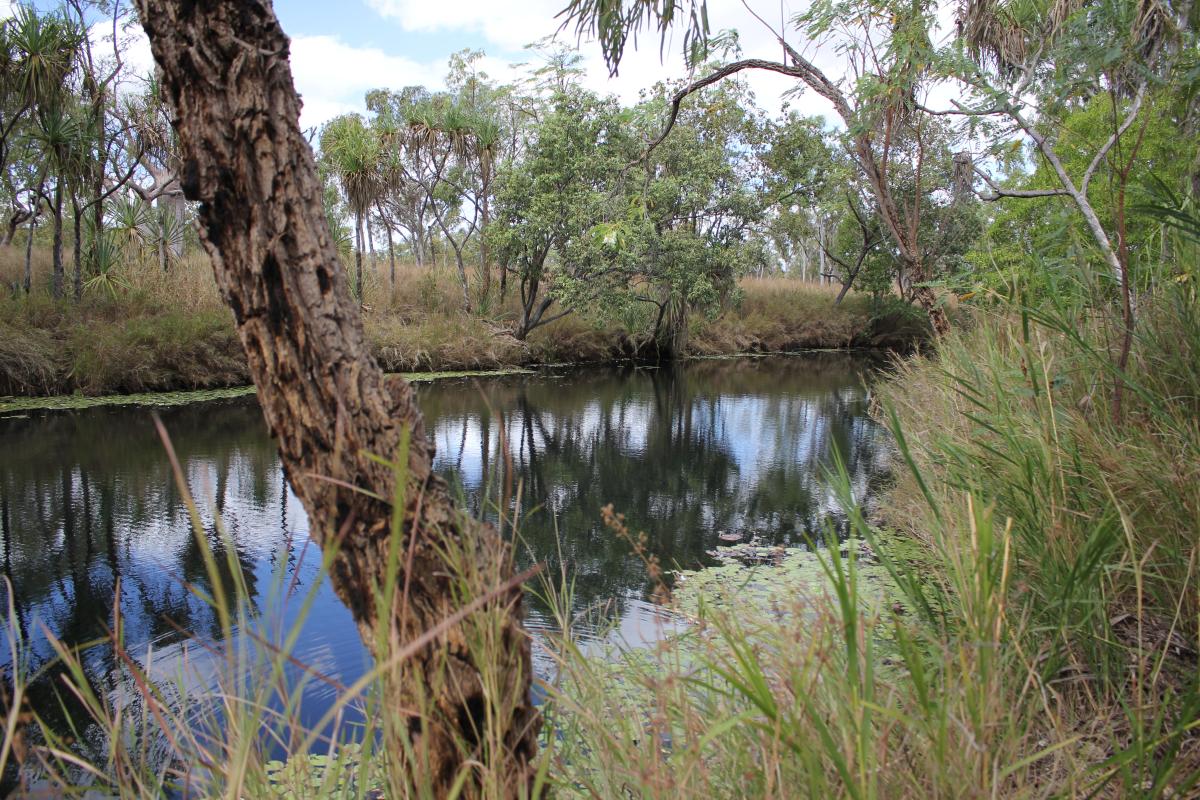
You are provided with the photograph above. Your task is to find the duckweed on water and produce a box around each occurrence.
[0,368,536,415]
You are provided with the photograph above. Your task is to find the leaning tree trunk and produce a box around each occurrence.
[134,1,539,794]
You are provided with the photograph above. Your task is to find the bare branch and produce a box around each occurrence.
[972,164,1070,200]
[1081,83,1147,196]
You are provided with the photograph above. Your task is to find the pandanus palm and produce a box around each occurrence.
[5,7,84,296]
[471,116,501,303]
[34,103,90,299]
[321,115,385,298]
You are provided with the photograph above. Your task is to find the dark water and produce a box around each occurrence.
[0,354,890,753]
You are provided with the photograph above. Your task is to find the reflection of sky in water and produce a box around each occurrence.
[0,355,889,770]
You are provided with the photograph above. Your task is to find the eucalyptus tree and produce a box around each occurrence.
[940,0,1193,412]
[613,78,771,352]
[491,86,631,339]
[760,113,840,282]
[562,0,957,334]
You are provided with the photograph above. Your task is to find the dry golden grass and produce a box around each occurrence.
[0,244,902,397]
[0,239,53,293]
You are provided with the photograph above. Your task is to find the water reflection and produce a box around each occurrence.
[0,354,889,751]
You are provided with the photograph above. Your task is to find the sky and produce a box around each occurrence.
[114,0,833,130]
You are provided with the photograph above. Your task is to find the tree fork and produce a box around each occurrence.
[133,1,539,793]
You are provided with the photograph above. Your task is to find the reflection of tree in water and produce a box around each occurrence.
[0,355,890,765]
[419,354,890,623]
[0,401,275,740]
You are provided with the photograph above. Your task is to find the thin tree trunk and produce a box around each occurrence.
[73,199,84,301]
[3,209,31,247]
[52,185,65,299]
[24,214,35,294]
[379,204,396,290]
[135,1,539,794]
[366,215,376,277]
[479,179,491,305]
[387,225,396,289]
[354,212,364,298]
[93,126,106,276]
[834,280,852,305]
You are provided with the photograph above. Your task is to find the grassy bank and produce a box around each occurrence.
[0,247,918,397]
[547,288,1200,798]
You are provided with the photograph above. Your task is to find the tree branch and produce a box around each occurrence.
[1081,82,1147,196]
[634,59,809,165]
[972,165,1070,200]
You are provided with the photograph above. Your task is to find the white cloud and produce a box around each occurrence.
[89,25,448,130]
[289,35,446,128]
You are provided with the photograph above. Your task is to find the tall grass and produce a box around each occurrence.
[538,286,1200,798]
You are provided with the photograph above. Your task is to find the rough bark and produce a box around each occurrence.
[134,1,539,794]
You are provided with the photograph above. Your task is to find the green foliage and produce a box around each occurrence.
[970,91,1198,302]
[82,232,129,298]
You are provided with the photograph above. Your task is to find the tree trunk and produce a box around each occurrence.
[3,209,32,247]
[24,214,34,294]
[52,185,65,299]
[167,189,186,259]
[479,178,492,305]
[354,212,364,299]
[387,225,396,289]
[73,199,84,301]
[834,280,852,306]
[134,1,539,794]
[379,206,396,291]
[366,215,377,276]
[911,282,949,337]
